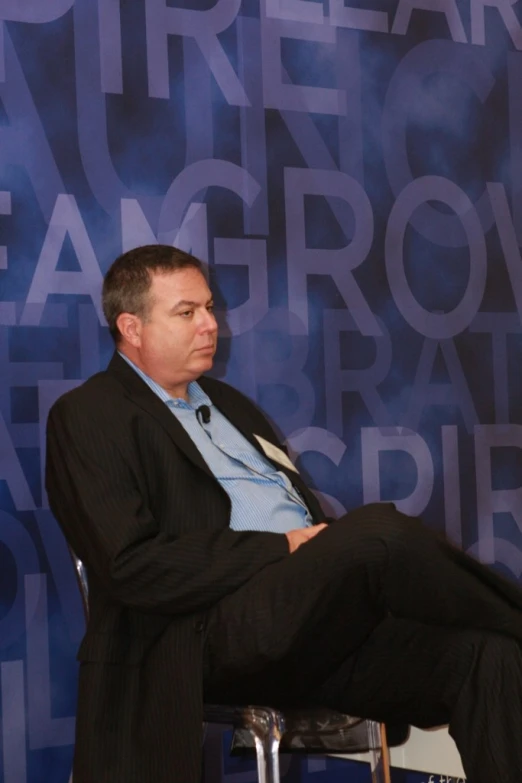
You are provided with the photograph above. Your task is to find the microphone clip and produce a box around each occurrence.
[197,405,211,425]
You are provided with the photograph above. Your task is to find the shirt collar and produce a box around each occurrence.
[117,351,212,411]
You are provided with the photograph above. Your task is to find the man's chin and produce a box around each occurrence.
[193,355,214,375]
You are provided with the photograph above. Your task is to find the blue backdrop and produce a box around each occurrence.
[1,0,521,780]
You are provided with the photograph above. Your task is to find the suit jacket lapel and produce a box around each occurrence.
[106,353,216,479]
[199,376,261,451]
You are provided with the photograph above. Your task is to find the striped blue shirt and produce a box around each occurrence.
[119,353,312,533]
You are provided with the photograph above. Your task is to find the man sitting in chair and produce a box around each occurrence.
[46,244,522,783]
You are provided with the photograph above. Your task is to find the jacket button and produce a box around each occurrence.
[195,621,204,633]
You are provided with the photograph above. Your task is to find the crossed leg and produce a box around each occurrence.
[203,504,522,781]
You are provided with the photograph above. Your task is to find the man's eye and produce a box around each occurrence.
[207,305,214,312]
[180,310,193,318]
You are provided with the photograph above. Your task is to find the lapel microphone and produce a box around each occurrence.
[196,405,211,425]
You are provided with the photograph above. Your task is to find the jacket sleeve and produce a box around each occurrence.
[45,397,290,616]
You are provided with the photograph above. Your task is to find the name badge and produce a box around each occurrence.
[254,435,299,474]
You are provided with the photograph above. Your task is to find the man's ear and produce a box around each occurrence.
[116,312,142,347]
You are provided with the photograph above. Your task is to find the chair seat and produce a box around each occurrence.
[232,707,367,754]
[203,704,408,755]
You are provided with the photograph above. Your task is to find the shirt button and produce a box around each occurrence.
[195,620,204,633]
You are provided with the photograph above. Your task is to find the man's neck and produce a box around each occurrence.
[117,349,189,400]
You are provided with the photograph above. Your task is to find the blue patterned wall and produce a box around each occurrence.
[1,0,521,780]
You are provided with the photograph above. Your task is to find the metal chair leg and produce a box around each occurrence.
[366,720,391,783]
[379,722,391,783]
[243,707,285,783]
[252,734,270,783]
[264,718,283,783]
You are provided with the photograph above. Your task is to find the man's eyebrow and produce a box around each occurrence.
[171,300,197,310]
[170,298,213,312]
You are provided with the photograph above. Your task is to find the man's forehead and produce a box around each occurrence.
[150,268,211,298]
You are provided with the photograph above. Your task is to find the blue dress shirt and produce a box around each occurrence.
[119,353,312,533]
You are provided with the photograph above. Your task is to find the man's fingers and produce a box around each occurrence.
[305,523,327,538]
[286,523,328,553]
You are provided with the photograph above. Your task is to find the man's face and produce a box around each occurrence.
[127,267,218,394]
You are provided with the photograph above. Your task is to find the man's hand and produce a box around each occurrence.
[285,523,327,554]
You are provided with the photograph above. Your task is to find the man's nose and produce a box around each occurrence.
[201,309,218,332]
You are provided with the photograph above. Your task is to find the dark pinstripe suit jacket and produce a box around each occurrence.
[45,352,324,783]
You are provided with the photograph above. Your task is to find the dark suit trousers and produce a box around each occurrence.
[203,504,522,783]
